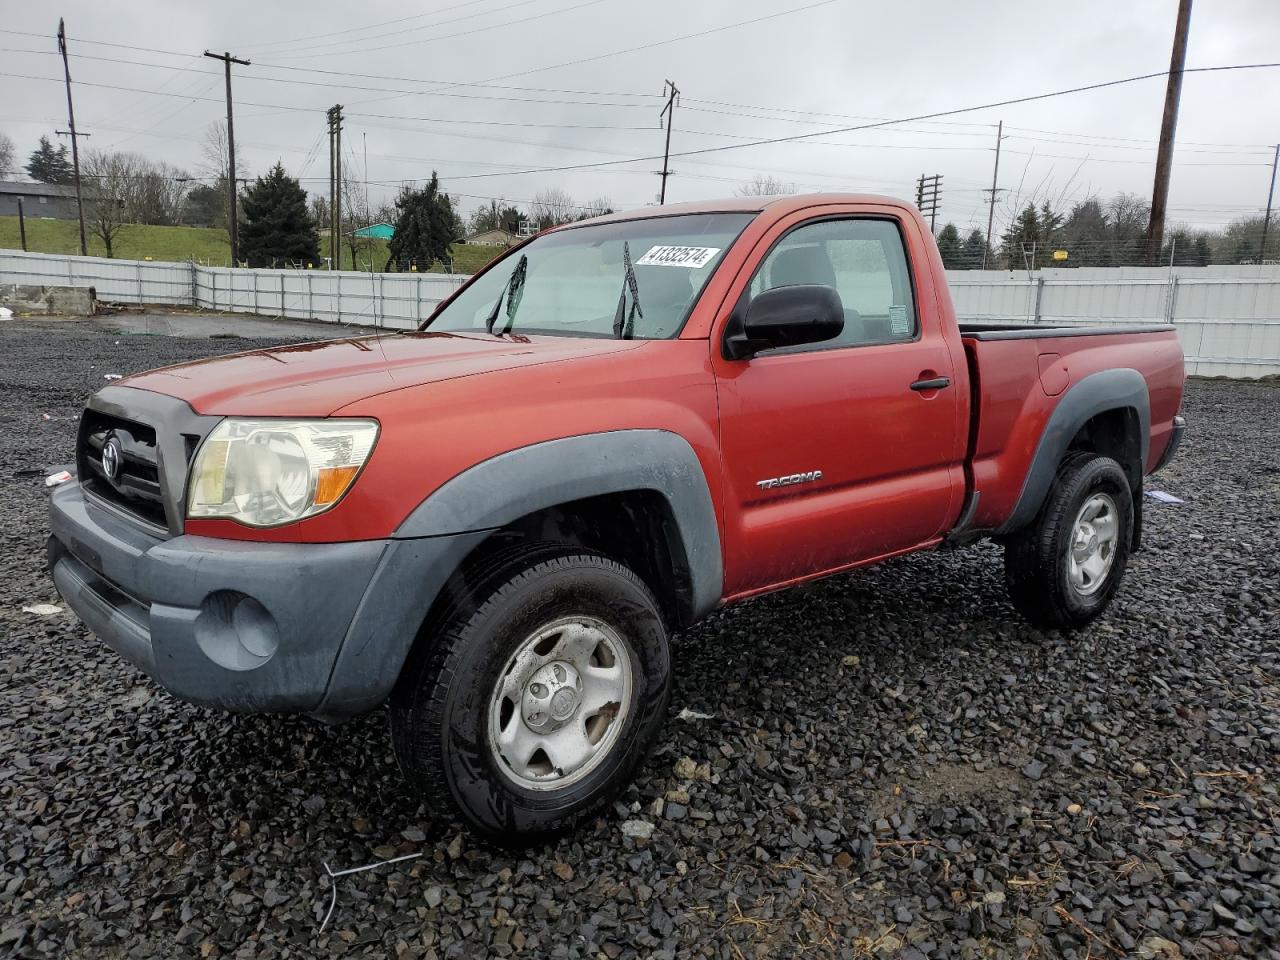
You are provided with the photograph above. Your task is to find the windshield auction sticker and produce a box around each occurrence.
[635,245,721,268]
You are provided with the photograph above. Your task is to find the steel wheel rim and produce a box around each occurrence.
[1067,492,1119,597]
[487,615,633,791]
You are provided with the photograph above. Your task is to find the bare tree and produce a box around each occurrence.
[529,188,577,229]
[82,150,142,258]
[578,195,614,219]
[341,175,375,270]
[200,121,245,238]
[309,193,329,230]
[737,174,796,197]
[0,132,15,177]
[129,161,191,225]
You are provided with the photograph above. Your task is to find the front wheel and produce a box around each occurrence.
[390,550,671,845]
[1003,453,1133,630]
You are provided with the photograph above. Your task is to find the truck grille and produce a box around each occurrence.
[78,411,169,529]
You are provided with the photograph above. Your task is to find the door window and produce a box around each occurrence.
[748,218,917,349]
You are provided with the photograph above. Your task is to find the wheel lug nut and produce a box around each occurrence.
[530,683,547,698]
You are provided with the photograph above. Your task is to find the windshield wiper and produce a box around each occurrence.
[485,254,528,336]
[612,241,643,339]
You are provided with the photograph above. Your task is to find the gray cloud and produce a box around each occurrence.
[3,0,1278,231]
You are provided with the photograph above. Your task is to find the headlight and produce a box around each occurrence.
[187,418,379,527]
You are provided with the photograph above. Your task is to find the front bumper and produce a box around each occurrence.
[49,481,492,719]
[49,480,388,714]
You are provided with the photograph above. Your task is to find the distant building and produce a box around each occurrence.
[0,181,79,220]
[464,228,520,248]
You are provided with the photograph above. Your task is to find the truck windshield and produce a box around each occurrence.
[424,213,755,339]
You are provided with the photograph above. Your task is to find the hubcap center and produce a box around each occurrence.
[521,660,583,733]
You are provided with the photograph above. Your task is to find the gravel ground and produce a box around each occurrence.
[2,319,1278,959]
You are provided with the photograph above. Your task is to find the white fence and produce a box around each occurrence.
[946,265,1280,378]
[0,250,468,331]
[2,250,1278,377]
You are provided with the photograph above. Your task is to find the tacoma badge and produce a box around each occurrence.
[756,470,823,491]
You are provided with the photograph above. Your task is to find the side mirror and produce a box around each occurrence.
[723,285,844,361]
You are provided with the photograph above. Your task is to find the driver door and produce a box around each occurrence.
[712,208,966,596]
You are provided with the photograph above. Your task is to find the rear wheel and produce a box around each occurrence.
[1003,453,1133,630]
[390,549,670,845]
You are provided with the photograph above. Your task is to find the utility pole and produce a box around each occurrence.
[1261,144,1279,262]
[203,50,250,266]
[363,131,370,217]
[17,197,27,252]
[57,19,88,257]
[326,105,343,269]
[914,173,943,232]
[1144,0,1193,265]
[656,80,679,205]
[327,110,336,269]
[982,120,1004,269]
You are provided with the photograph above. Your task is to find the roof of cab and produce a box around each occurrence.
[557,193,911,230]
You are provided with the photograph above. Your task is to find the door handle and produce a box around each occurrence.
[910,376,951,392]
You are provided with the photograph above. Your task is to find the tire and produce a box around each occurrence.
[1003,453,1133,630]
[390,549,671,845]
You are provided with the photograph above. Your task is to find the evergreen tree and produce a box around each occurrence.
[184,184,224,228]
[26,135,73,184]
[958,230,988,269]
[1060,198,1110,266]
[1000,203,1063,269]
[387,173,462,271]
[934,223,962,269]
[238,163,320,267]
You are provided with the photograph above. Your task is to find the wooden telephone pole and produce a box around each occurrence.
[915,173,943,232]
[56,19,88,257]
[1144,0,1193,265]
[327,106,343,269]
[982,120,1004,269]
[1260,144,1279,262]
[203,50,250,266]
[657,80,679,205]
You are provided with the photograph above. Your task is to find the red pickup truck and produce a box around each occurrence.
[48,194,1185,843]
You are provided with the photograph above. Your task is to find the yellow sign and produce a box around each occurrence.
[1053,249,1069,261]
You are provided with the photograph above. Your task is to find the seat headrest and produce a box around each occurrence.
[769,246,836,288]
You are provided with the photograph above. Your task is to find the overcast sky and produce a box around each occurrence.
[3,0,1278,233]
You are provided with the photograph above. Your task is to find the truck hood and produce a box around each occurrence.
[120,332,645,416]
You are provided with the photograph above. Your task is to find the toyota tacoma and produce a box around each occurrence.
[48,194,1186,843]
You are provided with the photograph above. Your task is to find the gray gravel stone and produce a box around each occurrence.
[1,321,1277,958]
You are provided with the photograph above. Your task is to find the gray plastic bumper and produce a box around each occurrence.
[1151,414,1186,473]
[48,481,485,718]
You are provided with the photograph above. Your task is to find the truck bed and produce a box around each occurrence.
[958,323,1185,534]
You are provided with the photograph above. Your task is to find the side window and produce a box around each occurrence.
[748,218,917,349]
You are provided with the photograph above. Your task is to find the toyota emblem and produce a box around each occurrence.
[101,433,124,482]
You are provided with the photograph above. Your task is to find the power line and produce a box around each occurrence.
[0,72,660,130]
[4,46,1275,160]
[235,0,505,52]
[251,0,551,58]
[266,0,609,61]
[0,48,660,109]
[417,61,1280,181]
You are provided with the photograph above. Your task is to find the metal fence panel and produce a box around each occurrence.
[4,250,1278,377]
[945,265,1280,377]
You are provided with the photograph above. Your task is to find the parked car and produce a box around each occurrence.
[48,194,1186,844]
